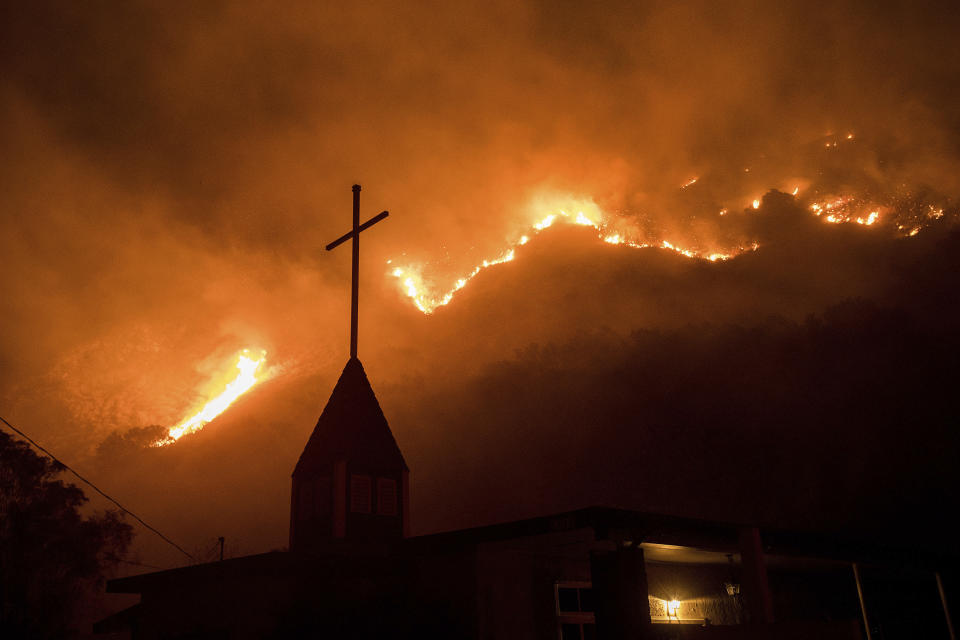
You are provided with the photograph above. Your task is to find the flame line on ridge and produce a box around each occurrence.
[155,350,266,446]
[389,186,938,315]
[389,206,743,315]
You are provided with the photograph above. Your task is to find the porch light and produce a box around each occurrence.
[667,600,681,618]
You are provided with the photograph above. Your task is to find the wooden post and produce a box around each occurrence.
[590,544,651,639]
[738,527,774,624]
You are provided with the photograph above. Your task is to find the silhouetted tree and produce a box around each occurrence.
[0,430,133,639]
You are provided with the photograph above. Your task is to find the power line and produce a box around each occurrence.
[0,415,194,561]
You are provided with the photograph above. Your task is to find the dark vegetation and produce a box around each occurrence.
[0,430,133,639]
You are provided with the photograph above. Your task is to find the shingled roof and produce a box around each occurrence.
[293,357,407,475]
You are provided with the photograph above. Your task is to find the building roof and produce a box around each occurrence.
[106,546,399,594]
[404,506,960,570]
[404,506,740,552]
[104,506,960,596]
[293,357,408,475]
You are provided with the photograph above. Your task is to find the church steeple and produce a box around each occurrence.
[291,186,407,550]
[290,357,409,549]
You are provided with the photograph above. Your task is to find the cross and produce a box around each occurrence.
[326,184,389,360]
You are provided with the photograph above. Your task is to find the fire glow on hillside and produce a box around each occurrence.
[154,350,266,446]
[389,196,746,315]
[388,184,936,315]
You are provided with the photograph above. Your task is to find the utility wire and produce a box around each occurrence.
[0,415,194,561]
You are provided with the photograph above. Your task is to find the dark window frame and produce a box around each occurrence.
[376,477,398,516]
[349,474,372,514]
[555,581,596,640]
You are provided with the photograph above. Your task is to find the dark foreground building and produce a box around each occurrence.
[95,359,957,639]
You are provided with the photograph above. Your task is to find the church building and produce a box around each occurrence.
[94,187,955,639]
[95,355,955,640]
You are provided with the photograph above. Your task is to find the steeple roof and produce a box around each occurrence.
[293,358,408,475]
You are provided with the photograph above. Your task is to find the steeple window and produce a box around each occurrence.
[350,474,372,513]
[377,478,397,515]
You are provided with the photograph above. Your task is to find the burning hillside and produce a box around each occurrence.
[155,350,266,446]
[388,133,958,314]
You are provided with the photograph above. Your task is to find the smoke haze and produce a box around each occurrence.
[2,0,959,568]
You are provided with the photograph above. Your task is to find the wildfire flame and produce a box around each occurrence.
[155,350,266,446]
[389,172,950,315]
[809,196,887,226]
[389,199,747,314]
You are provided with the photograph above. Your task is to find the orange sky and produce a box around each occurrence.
[2,0,960,569]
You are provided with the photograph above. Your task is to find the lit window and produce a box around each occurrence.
[377,478,397,516]
[350,474,371,513]
[668,600,681,618]
[649,596,705,624]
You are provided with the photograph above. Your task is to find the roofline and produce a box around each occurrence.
[406,505,960,569]
[108,506,959,594]
[107,551,286,593]
[406,505,742,551]
[108,542,402,593]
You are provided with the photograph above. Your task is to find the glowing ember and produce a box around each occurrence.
[155,350,266,446]
[752,199,761,209]
[681,177,699,189]
[809,196,853,220]
[808,196,898,228]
